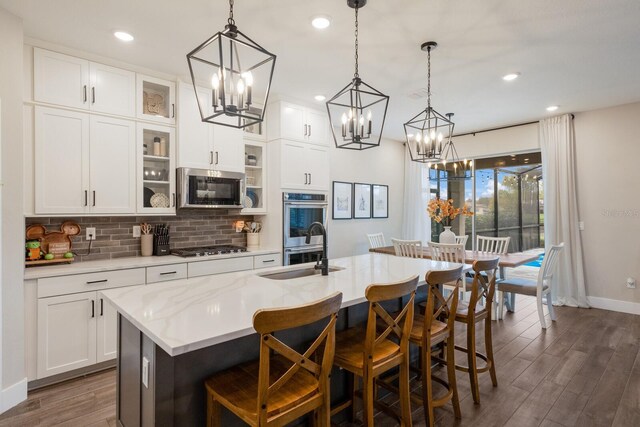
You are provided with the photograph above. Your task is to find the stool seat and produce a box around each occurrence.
[334,327,400,373]
[498,277,547,296]
[455,301,488,320]
[206,355,319,419]
[409,315,448,344]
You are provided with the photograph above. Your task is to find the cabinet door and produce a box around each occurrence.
[89,62,136,117]
[279,102,306,142]
[177,82,213,169]
[37,292,97,379]
[281,140,308,189]
[307,145,330,191]
[34,48,90,110]
[34,107,90,214]
[96,295,118,363]
[305,109,329,145]
[138,124,176,214]
[89,116,136,213]
[137,74,176,124]
[213,115,244,173]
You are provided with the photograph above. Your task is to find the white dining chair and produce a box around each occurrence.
[476,235,510,254]
[497,243,564,328]
[455,235,469,247]
[428,241,469,298]
[367,232,386,249]
[391,238,422,258]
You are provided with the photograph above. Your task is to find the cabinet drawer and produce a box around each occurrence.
[146,264,187,284]
[253,253,282,269]
[38,268,146,298]
[188,256,254,278]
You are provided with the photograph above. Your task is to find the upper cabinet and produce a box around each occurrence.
[267,101,329,145]
[177,81,244,173]
[137,123,176,214]
[34,48,135,118]
[137,74,176,125]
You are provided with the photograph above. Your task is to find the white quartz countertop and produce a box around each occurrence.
[101,253,470,357]
[24,248,281,280]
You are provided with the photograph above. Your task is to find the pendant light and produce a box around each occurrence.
[405,41,454,162]
[186,0,276,129]
[427,113,474,181]
[326,0,389,150]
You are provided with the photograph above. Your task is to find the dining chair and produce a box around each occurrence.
[392,238,423,258]
[204,292,343,427]
[331,275,418,426]
[476,235,510,254]
[367,232,386,249]
[454,258,499,404]
[497,243,564,328]
[428,242,469,298]
[455,235,469,247]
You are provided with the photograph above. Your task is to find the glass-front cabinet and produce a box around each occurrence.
[137,123,176,214]
[136,74,176,125]
[241,141,266,214]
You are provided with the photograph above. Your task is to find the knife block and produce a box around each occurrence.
[153,235,170,256]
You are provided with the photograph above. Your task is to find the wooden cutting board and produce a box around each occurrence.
[25,221,81,262]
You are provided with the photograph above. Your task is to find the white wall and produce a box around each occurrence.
[451,122,540,159]
[0,6,26,412]
[328,138,405,258]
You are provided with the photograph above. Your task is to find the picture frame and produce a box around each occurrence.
[353,183,372,219]
[372,184,389,218]
[332,181,353,220]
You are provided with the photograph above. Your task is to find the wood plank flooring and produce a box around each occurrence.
[1,295,639,426]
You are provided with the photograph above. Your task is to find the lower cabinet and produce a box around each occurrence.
[97,294,118,363]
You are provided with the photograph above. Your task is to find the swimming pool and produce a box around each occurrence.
[524,253,544,268]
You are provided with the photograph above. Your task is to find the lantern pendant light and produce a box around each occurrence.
[326,0,389,150]
[404,41,454,162]
[186,0,276,129]
[428,113,474,181]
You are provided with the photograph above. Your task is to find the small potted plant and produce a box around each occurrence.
[243,221,262,250]
[427,196,473,243]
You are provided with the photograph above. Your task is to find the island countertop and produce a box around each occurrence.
[101,253,468,356]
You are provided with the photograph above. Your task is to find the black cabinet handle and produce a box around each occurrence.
[91,300,95,318]
[304,124,308,136]
[308,125,311,137]
[210,151,214,165]
[100,298,104,316]
[86,279,108,284]
[160,271,177,275]
[172,192,176,207]
[83,85,87,102]
[304,173,308,185]
[91,87,95,104]
[93,191,96,207]
[84,190,88,206]
[262,259,275,263]
[171,103,175,118]
[215,151,219,165]
[308,173,312,185]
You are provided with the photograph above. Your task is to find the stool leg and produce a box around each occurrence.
[467,321,480,404]
[363,370,375,426]
[421,345,435,427]
[399,356,412,427]
[207,394,221,427]
[347,372,356,422]
[446,336,461,418]
[484,317,498,387]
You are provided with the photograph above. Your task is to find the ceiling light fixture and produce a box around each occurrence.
[186,0,276,129]
[404,41,454,163]
[114,31,134,42]
[326,0,389,150]
[314,95,326,101]
[502,72,520,81]
[426,113,473,181]
[546,105,559,112]
[311,15,331,29]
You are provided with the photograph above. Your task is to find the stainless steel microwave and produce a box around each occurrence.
[177,167,245,209]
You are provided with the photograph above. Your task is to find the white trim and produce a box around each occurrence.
[587,296,640,316]
[0,378,27,414]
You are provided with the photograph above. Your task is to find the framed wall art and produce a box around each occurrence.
[353,183,372,219]
[372,184,389,218]
[332,181,353,219]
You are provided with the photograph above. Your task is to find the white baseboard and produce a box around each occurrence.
[0,378,27,414]
[588,296,640,315]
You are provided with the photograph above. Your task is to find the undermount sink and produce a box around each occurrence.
[259,266,344,280]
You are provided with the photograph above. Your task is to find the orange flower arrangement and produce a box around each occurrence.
[427,196,474,226]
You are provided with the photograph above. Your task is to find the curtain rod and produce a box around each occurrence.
[453,114,575,138]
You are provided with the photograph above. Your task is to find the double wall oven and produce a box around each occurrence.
[283,192,328,265]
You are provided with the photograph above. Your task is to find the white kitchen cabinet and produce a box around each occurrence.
[137,123,176,214]
[177,81,244,173]
[280,140,330,191]
[96,294,118,363]
[90,115,136,213]
[242,140,267,214]
[35,106,136,215]
[267,101,329,145]
[34,107,90,214]
[33,48,135,118]
[37,292,97,378]
[137,74,176,125]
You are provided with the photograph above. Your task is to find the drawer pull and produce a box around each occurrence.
[262,259,275,263]
[86,279,108,285]
[160,271,177,275]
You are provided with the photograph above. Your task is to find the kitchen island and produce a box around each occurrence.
[102,253,468,426]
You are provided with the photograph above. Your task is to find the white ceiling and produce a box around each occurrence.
[3,0,640,139]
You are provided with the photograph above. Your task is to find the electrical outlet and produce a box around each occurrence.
[627,278,636,289]
[142,357,149,388]
[133,225,141,238]
[86,227,96,240]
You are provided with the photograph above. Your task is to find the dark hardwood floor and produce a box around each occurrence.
[1,295,639,426]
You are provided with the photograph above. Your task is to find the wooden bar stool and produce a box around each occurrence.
[454,258,499,404]
[331,275,418,426]
[204,292,343,427]
[413,266,463,426]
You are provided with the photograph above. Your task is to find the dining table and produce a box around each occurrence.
[369,245,540,315]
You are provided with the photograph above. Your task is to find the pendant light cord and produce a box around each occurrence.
[354,2,359,78]
[427,46,431,110]
[228,0,235,25]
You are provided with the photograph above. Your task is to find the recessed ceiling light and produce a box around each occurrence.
[314,95,326,101]
[502,72,520,81]
[311,15,331,29]
[114,31,134,42]
[546,105,559,112]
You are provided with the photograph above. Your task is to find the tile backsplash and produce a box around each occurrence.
[26,210,252,262]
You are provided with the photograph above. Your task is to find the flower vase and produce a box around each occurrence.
[439,226,456,244]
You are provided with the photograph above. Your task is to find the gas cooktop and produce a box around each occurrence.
[171,245,248,258]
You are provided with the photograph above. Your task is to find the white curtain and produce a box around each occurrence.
[539,114,589,307]
[402,145,431,243]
